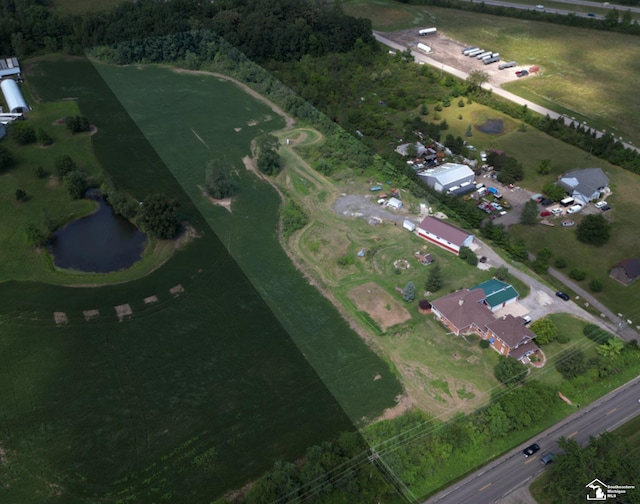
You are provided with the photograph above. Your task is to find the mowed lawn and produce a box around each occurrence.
[343,0,640,145]
[0,56,379,503]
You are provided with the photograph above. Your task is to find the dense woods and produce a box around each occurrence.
[0,0,374,61]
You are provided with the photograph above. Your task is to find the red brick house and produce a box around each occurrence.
[430,289,495,337]
[485,315,536,359]
[431,291,541,363]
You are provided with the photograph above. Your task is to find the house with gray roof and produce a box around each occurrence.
[558,168,609,205]
[610,258,640,285]
[417,162,475,193]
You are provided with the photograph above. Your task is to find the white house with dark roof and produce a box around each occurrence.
[417,162,475,193]
[417,216,473,255]
[558,168,609,205]
[610,258,640,285]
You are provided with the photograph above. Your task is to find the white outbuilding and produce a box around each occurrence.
[386,197,403,210]
[417,162,475,193]
[1,78,28,113]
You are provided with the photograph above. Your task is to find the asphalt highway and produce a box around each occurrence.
[425,375,640,503]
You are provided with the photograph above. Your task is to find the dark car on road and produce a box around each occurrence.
[523,443,540,457]
[556,291,570,301]
[540,452,555,465]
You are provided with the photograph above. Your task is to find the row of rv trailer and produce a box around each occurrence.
[461,46,500,65]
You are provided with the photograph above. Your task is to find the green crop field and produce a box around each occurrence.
[343,0,640,145]
[0,56,403,502]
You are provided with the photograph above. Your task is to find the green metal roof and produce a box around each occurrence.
[470,279,519,308]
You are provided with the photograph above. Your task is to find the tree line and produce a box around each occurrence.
[0,0,375,62]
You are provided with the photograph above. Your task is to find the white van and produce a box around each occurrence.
[560,197,575,207]
[567,204,583,214]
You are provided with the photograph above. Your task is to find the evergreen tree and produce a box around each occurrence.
[425,265,442,292]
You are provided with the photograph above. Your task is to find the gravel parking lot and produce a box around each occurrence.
[384,29,535,88]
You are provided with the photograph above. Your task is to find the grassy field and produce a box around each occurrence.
[343,0,640,145]
[0,56,397,502]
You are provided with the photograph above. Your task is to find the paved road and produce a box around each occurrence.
[466,0,640,15]
[425,374,640,504]
[373,32,639,154]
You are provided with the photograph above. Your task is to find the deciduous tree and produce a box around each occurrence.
[494,356,528,385]
[520,199,538,225]
[530,318,558,344]
[138,193,180,239]
[576,214,611,246]
[204,158,234,199]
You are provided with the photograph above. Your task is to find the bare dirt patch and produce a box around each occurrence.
[53,312,68,325]
[47,175,60,188]
[174,223,201,250]
[144,295,159,304]
[374,394,414,422]
[169,284,184,296]
[83,309,100,321]
[201,187,232,213]
[347,282,411,331]
[114,304,132,322]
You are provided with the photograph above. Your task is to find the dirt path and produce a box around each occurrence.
[172,68,296,130]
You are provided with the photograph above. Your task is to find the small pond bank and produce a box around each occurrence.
[47,189,147,273]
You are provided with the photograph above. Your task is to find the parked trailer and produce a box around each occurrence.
[499,61,516,70]
[476,51,492,60]
[529,65,540,73]
[461,46,477,54]
[418,27,437,35]
[484,56,500,65]
[491,53,499,58]
[467,48,485,57]
[417,42,432,53]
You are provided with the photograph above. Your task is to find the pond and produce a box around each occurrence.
[48,190,147,273]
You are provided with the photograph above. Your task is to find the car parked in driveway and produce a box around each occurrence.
[551,207,563,215]
[601,204,611,212]
[540,210,551,217]
[567,204,583,214]
[523,443,540,457]
[556,291,570,301]
[595,201,608,209]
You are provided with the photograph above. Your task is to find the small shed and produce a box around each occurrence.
[387,197,403,210]
[403,219,416,232]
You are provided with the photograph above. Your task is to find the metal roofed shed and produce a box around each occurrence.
[1,78,28,113]
[403,219,416,232]
[0,57,20,78]
[418,163,475,193]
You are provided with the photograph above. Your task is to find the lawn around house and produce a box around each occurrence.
[343,0,640,146]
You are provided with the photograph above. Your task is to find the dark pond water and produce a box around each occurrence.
[477,119,504,134]
[48,190,147,272]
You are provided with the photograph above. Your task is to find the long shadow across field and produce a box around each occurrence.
[0,56,399,502]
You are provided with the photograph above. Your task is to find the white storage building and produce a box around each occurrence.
[417,162,475,193]
[1,79,28,113]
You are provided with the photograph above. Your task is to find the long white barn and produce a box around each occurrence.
[1,78,28,113]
